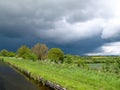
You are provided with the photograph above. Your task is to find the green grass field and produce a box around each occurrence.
[2,57,120,90]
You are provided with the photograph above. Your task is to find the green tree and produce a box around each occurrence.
[27,53,38,61]
[17,45,31,59]
[7,52,16,57]
[32,43,48,60]
[0,49,9,56]
[48,48,64,63]
[17,45,38,61]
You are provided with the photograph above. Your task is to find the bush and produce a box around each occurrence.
[102,60,120,74]
[27,53,38,61]
[7,52,16,57]
[17,45,32,59]
[0,49,9,56]
[63,55,73,64]
[48,48,64,63]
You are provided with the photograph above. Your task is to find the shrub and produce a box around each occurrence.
[48,48,64,63]
[27,53,38,61]
[17,45,31,58]
[0,49,9,56]
[63,55,73,64]
[7,52,16,57]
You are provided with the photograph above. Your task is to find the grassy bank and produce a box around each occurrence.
[1,57,120,90]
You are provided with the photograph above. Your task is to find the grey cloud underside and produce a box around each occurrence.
[0,0,117,41]
[0,0,120,55]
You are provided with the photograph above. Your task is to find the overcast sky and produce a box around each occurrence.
[0,0,120,55]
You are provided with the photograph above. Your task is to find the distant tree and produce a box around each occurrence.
[7,52,16,57]
[17,45,31,59]
[48,48,64,63]
[17,45,38,61]
[32,43,48,60]
[0,49,9,56]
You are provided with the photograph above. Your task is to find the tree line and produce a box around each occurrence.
[0,44,120,74]
[0,43,64,63]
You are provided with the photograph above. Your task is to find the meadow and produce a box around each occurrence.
[1,57,120,90]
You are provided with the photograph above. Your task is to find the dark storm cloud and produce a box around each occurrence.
[0,0,99,39]
[0,0,114,39]
[0,0,120,55]
[0,25,33,38]
[59,36,105,55]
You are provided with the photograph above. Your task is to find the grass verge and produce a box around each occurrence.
[1,57,120,90]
